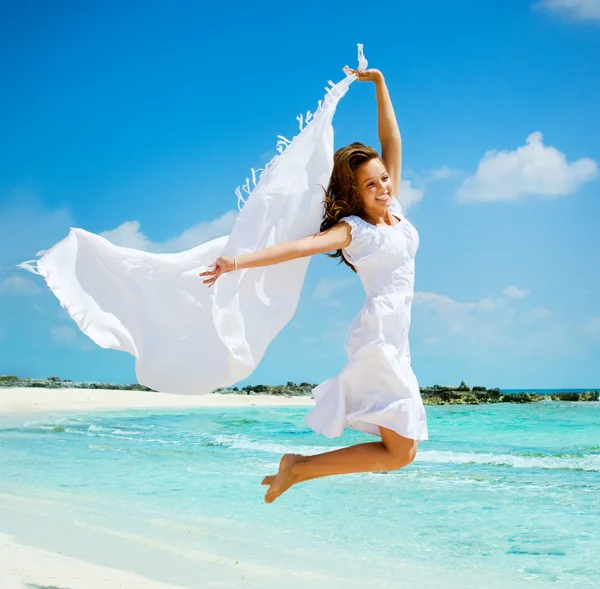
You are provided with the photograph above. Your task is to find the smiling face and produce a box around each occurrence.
[354,158,394,218]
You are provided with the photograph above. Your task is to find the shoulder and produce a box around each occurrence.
[338,215,369,249]
[338,215,360,232]
[338,215,363,236]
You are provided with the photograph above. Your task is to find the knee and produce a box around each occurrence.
[387,444,417,471]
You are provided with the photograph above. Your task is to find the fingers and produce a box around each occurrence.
[344,67,375,81]
[199,262,216,276]
[199,265,219,287]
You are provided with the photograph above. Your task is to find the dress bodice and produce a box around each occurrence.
[340,199,419,300]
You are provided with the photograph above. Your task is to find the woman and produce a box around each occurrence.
[201,67,428,504]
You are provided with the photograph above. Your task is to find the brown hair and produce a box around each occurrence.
[320,142,380,271]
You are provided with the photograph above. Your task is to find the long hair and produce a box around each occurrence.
[320,142,380,272]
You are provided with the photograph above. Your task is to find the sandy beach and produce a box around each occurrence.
[0,386,315,413]
[0,386,318,589]
[0,532,190,589]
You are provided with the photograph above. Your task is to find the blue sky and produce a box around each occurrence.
[1,0,599,389]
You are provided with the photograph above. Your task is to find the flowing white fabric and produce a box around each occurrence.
[20,48,367,396]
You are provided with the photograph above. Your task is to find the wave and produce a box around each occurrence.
[27,423,600,471]
[212,434,335,456]
[213,435,600,471]
[417,450,600,471]
[31,423,182,445]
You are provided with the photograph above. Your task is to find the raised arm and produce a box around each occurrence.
[200,222,352,287]
[347,68,402,198]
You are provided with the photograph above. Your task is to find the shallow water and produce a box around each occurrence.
[1,401,599,588]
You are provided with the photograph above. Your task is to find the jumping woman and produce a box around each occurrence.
[201,67,428,503]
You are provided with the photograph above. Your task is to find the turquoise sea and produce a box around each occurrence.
[1,399,599,588]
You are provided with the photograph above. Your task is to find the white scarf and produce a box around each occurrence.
[20,46,367,394]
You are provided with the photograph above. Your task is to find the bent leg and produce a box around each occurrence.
[263,426,418,503]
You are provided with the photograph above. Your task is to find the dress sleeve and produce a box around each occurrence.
[339,216,371,263]
[339,216,360,244]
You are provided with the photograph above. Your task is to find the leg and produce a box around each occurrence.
[262,426,418,503]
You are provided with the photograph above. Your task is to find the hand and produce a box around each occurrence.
[199,256,236,287]
[343,66,383,83]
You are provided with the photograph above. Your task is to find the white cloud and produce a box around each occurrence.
[413,291,506,313]
[99,220,152,250]
[164,211,238,252]
[528,307,551,320]
[415,286,536,316]
[426,166,460,181]
[412,289,599,366]
[398,179,424,210]
[581,317,600,337]
[503,285,531,299]
[100,210,238,253]
[458,132,598,202]
[534,0,600,21]
[0,274,42,296]
[50,325,79,344]
[413,290,513,351]
[312,277,355,299]
[50,325,93,351]
[410,287,572,358]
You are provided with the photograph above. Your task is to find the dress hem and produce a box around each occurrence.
[304,398,429,442]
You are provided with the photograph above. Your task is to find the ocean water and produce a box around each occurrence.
[0,401,599,588]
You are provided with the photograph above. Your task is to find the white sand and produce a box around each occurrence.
[0,387,316,589]
[0,386,315,413]
[0,532,191,589]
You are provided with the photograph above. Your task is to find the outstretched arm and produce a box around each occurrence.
[200,222,352,287]
[347,68,402,197]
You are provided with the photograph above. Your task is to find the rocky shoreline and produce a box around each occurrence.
[1,376,598,404]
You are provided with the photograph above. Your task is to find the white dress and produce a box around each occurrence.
[305,198,429,441]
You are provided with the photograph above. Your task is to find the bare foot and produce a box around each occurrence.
[263,454,303,504]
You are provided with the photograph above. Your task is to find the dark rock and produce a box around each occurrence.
[1,376,597,404]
